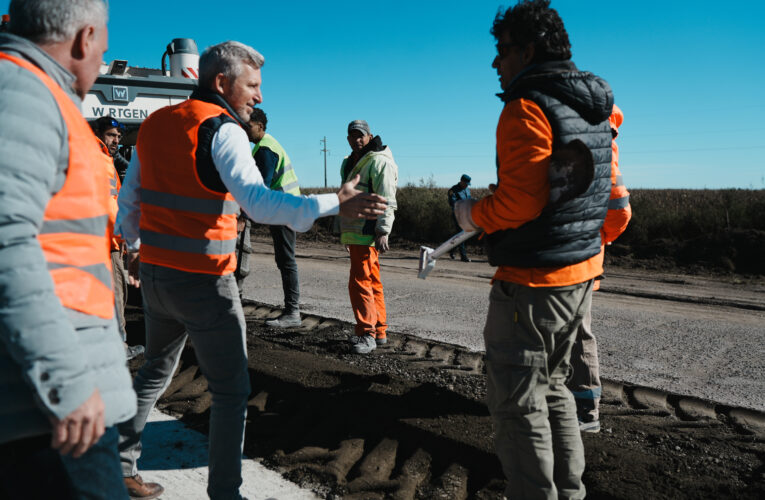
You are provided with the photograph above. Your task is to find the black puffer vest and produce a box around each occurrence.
[486,61,614,268]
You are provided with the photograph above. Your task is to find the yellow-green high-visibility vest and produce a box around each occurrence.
[252,133,300,195]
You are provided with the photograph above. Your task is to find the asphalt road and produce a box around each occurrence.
[242,237,765,412]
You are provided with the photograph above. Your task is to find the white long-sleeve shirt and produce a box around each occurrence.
[116,122,339,251]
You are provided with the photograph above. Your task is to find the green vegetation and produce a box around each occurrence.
[291,187,765,275]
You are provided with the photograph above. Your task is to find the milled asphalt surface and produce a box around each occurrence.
[243,238,765,411]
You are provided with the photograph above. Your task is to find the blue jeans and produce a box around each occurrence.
[119,263,250,500]
[0,426,129,500]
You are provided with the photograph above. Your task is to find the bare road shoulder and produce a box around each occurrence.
[243,237,765,411]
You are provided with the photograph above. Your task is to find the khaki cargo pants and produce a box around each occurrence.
[483,279,593,500]
[566,291,601,423]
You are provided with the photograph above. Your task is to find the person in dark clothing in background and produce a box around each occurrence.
[447,174,472,261]
[92,116,130,181]
[245,108,302,327]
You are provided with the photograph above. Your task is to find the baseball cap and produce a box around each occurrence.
[461,174,471,184]
[347,120,371,136]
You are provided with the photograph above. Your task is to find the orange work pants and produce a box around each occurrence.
[348,244,387,339]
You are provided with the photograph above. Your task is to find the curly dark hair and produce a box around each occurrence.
[249,107,267,130]
[491,0,571,63]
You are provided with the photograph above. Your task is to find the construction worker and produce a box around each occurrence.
[447,174,473,261]
[115,41,387,499]
[0,1,135,499]
[455,1,614,498]
[91,116,144,360]
[91,115,131,180]
[245,108,302,327]
[567,104,632,433]
[339,119,399,354]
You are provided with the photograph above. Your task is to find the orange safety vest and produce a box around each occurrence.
[0,52,114,319]
[96,138,123,251]
[137,99,239,275]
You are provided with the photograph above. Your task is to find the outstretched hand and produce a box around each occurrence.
[337,174,387,219]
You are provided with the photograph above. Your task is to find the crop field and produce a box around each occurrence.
[293,187,765,276]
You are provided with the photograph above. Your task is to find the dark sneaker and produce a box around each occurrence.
[265,311,301,328]
[460,257,471,263]
[125,344,145,360]
[124,474,164,499]
[351,335,377,354]
[579,419,600,433]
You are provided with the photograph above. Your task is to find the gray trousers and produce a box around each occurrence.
[483,279,592,500]
[118,263,250,500]
[111,250,128,341]
[566,292,601,422]
[269,225,299,313]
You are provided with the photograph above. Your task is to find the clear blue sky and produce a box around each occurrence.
[3,1,764,188]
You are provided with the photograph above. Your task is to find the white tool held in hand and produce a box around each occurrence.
[417,231,479,279]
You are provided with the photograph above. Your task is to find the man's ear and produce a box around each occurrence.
[212,73,228,94]
[521,43,535,66]
[72,24,96,60]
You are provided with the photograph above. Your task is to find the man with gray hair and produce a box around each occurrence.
[0,1,135,499]
[116,40,387,499]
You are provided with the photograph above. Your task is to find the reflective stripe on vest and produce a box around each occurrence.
[253,134,300,195]
[137,99,239,275]
[0,52,114,319]
[140,188,241,215]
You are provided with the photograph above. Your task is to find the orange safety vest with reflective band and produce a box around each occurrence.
[0,52,115,319]
[137,99,240,275]
[96,138,123,251]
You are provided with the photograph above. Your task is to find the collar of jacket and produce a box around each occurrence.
[497,59,613,125]
[351,135,385,159]
[0,32,79,102]
[189,87,249,129]
[496,60,578,102]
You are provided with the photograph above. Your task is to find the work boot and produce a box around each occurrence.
[351,334,377,354]
[579,419,601,433]
[375,336,388,346]
[125,343,145,360]
[124,475,164,499]
[265,310,301,328]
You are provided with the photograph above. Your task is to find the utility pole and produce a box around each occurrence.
[320,136,329,188]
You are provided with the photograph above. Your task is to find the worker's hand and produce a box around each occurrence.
[454,199,481,232]
[344,245,350,254]
[49,389,105,458]
[488,183,497,194]
[127,251,140,288]
[337,174,387,219]
[375,234,389,254]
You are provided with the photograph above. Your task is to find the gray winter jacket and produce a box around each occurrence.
[0,33,136,443]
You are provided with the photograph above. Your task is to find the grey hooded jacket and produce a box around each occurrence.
[0,33,136,443]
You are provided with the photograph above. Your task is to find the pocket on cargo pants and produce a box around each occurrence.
[483,281,547,415]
